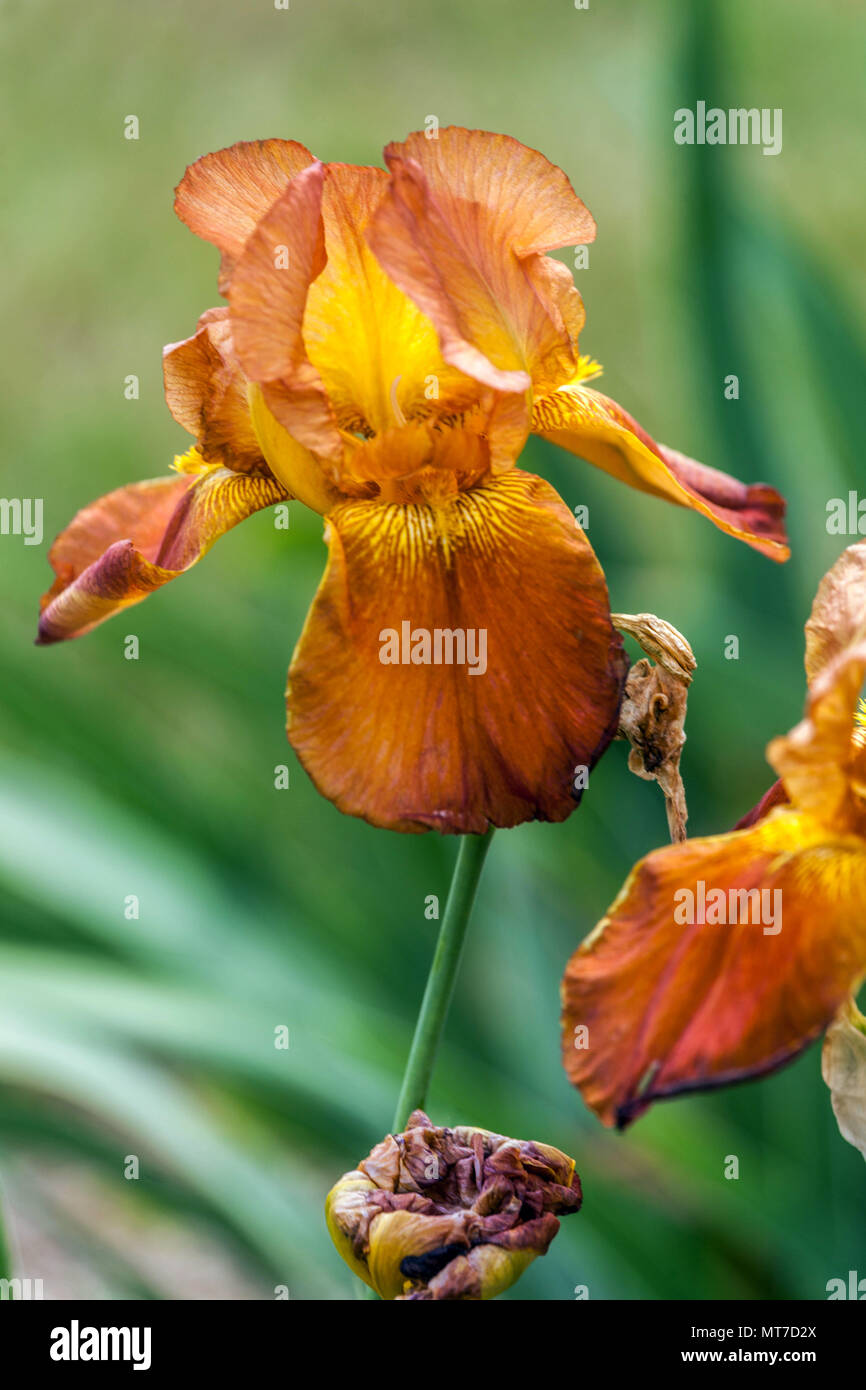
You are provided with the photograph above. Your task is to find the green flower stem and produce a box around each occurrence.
[391,827,495,1134]
[363,828,495,1298]
[0,1187,11,1294]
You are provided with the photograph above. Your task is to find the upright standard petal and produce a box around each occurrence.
[287,462,627,833]
[533,384,789,560]
[37,457,286,644]
[368,128,595,396]
[736,544,866,829]
[174,138,315,290]
[228,160,343,460]
[307,163,481,439]
[163,307,265,473]
[768,640,866,832]
[804,541,866,682]
[230,161,482,460]
[562,810,866,1127]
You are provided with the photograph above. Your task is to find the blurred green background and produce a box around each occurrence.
[1,0,864,1299]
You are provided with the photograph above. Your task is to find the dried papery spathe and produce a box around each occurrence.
[612,612,695,843]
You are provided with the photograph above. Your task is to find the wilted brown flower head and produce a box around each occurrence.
[326,1110,582,1300]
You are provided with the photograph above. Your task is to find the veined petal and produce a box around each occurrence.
[804,541,866,683]
[230,160,479,454]
[524,254,588,379]
[37,458,286,644]
[174,138,315,291]
[533,384,789,560]
[739,546,866,831]
[287,467,627,833]
[368,128,595,395]
[562,810,866,1127]
[768,641,866,831]
[306,163,479,438]
[163,307,264,473]
[229,161,343,460]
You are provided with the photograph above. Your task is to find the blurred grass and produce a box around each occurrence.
[0,0,864,1298]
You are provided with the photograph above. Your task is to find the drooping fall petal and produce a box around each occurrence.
[163,307,264,473]
[368,127,595,396]
[532,384,789,560]
[288,464,627,833]
[174,138,315,291]
[37,458,286,644]
[325,1110,582,1300]
[562,810,866,1127]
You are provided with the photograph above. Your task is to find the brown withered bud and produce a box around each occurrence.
[612,613,696,843]
[325,1110,582,1300]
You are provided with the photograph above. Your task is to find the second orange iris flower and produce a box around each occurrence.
[563,543,866,1127]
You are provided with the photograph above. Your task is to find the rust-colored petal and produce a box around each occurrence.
[174,138,315,291]
[804,541,866,683]
[562,810,866,1127]
[37,457,286,644]
[368,127,595,396]
[288,464,627,832]
[229,160,483,462]
[228,160,343,460]
[306,162,480,440]
[736,545,866,831]
[768,641,866,832]
[532,384,789,560]
[163,307,265,473]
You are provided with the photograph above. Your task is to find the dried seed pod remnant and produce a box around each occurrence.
[326,1110,582,1300]
[612,612,696,843]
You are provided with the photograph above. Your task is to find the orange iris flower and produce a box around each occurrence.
[562,542,866,1128]
[37,129,788,833]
